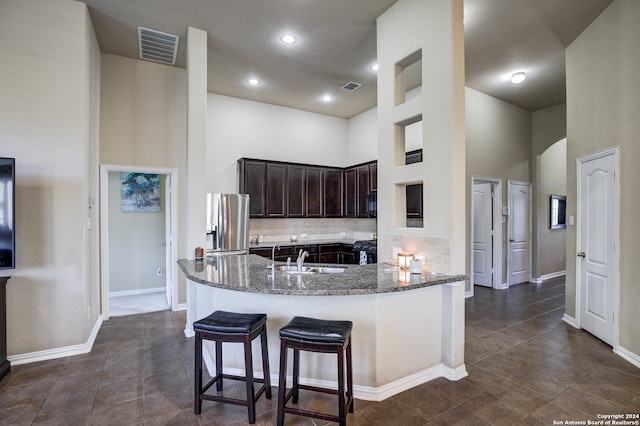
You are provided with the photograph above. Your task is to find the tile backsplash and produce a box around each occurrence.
[249,218,376,243]
[382,233,451,274]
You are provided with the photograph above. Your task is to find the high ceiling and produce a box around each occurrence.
[81,0,613,119]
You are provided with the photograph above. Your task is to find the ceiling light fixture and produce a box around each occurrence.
[510,72,526,84]
[247,78,260,86]
[280,34,297,44]
[321,94,333,103]
[370,63,379,72]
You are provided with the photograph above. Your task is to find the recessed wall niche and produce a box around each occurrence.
[395,182,424,228]
[394,49,422,106]
[394,115,423,167]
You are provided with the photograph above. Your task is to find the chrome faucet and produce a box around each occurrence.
[296,249,309,271]
[271,244,280,269]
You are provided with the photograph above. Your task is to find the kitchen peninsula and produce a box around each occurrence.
[179,254,467,401]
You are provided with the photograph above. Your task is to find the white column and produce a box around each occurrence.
[185,27,208,335]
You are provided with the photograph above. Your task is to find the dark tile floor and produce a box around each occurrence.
[1,278,639,425]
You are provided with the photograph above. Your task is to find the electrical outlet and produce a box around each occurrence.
[156,267,163,276]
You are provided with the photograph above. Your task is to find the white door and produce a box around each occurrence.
[578,150,617,346]
[164,174,173,308]
[508,181,530,285]
[473,183,493,287]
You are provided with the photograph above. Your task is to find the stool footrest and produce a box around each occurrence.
[283,406,349,424]
[284,384,353,413]
[201,384,269,407]
[202,373,269,395]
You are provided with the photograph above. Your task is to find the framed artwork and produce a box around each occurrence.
[121,172,160,212]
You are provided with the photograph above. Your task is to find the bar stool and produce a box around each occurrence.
[193,310,271,424]
[276,316,354,426]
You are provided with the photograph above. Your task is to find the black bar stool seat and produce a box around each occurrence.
[194,310,271,424]
[277,316,354,426]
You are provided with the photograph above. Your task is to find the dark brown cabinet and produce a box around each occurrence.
[356,165,371,217]
[287,165,306,217]
[266,163,287,217]
[369,163,377,191]
[250,243,354,265]
[239,160,267,217]
[344,168,356,217]
[344,162,375,218]
[306,167,324,217]
[239,158,378,219]
[324,168,344,217]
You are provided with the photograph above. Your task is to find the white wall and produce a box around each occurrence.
[100,53,188,304]
[566,0,640,355]
[537,139,566,277]
[206,94,350,194]
[465,87,532,289]
[532,103,566,279]
[347,107,378,165]
[0,0,100,355]
[108,172,166,293]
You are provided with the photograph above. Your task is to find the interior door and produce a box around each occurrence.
[578,150,617,346]
[164,174,173,308]
[473,183,493,287]
[508,181,530,285]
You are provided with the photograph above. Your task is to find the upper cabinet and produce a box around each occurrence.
[344,162,376,218]
[306,167,324,217]
[266,163,287,217]
[324,168,344,217]
[238,157,384,219]
[287,165,306,217]
[238,160,267,217]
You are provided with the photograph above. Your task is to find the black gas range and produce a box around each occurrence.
[353,240,377,264]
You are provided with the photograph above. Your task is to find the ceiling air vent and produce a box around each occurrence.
[341,81,362,92]
[138,27,179,65]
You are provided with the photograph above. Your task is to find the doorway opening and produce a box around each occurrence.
[100,165,178,320]
[470,177,503,295]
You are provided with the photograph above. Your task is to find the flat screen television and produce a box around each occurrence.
[0,158,15,270]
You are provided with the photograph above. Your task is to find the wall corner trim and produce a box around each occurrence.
[8,316,103,366]
[562,313,580,329]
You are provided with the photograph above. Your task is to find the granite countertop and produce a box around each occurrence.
[178,254,466,296]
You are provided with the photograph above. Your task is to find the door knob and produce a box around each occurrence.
[577,251,586,258]
[509,239,515,242]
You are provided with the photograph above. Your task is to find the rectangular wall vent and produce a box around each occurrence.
[138,27,179,65]
[341,81,362,92]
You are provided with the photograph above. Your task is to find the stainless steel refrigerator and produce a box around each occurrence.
[206,193,250,254]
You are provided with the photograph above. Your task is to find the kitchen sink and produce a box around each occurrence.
[272,265,346,274]
[308,267,346,274]
[274,265,313,274]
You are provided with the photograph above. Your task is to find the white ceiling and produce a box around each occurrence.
[81,0,613,119]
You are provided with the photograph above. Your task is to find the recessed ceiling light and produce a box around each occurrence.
[370,63,379,72]
[280,34,297,44]
[321,94,333,103]
[247,78,260,86]
[510,72,526,84]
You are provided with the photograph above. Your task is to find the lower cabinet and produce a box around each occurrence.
[250,243,354,265]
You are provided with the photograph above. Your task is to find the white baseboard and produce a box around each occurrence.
[177,303,187,311]
[531,270,566,283]
[212,362,467,402]
[8,315,103,366]
[109,287,165,297]
[562,313,580,329]
[614,346,640,369]
[465,290,473,298]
